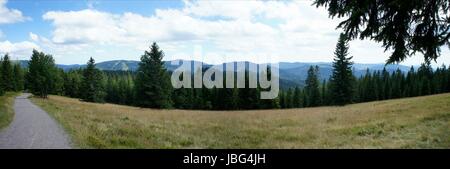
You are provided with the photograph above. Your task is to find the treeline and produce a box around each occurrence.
[0,54,25,96]
[279,64,450,108]
[279,34,450,108]
[1,40,450,110]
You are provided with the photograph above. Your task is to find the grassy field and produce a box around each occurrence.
[0,93,18,130]
[31,93,450,149]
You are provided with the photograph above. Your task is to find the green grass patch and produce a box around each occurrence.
[0,92,18,130]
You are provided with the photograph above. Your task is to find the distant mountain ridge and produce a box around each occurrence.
[15,59,413,89]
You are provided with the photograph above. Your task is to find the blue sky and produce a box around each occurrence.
[0,0,448,66]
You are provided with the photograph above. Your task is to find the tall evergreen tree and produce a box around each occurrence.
[81,57,105,103]
[1,54,13,91]
[390,69,404,98]
[293,87,302,108]
[238,71,259,109]
[304,66,321,107]
[63,69,82,98]
[321,79,329,105]
[134,42,172,108]
[26,50,57,98]
[279,91,286,108]
[53,68,65,95]
[329,34,354,105]
[12,64,24,92]
[379,69,386,99]
[285,88,294,108]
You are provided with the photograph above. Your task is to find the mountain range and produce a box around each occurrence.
[15,60,412,89]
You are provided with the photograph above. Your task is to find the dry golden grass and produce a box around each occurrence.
[31,93,450,148]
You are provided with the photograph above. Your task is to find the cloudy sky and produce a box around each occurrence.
[0,0,448,66]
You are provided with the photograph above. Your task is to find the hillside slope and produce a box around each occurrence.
[31,93,450,148]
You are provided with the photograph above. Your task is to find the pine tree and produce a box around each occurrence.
[329,34,354,105]
[1,54,14,91]
[26,50,58,98]
[285,88,293,108]
[125,73,135,105]
[117,77,129,104]
[372,71,381,100]
[380,68,390,100]
[238,71,259,109]
[134,42,172,108]
[53,68,65,95]
[230,87,240,110]
[12,63,24,92]
[105,76,118,103]
[293,87,302,108]
[279,91,286,108]
[320,80,328,105]
[390,69,404,98]
[81,57,105,103]
[217,78,236,110]
[418,63,432,96]
[304,65,321,107]
[63,70,82,98]
[404,67,415,97]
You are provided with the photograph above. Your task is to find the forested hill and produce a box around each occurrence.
[15,59,412,88]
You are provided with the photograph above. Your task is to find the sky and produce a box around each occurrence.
[0,0,448,66]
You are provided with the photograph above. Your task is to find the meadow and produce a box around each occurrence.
[31,93,450,148]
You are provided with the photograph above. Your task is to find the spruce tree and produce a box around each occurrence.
[12,63,24,92]
[26,50,58,98]
[279,91,286,108]
[105,76,118,103]
[134,42,172,108]
[53,68,65,95]
[329,34,354,105]
[286,88,294,108]
[1,54,13,91]
[238,71,259,109]
[230,87,240,110]
[304,65,321,107]
[380,68,390,100]
[321,80,328,105]
[293,87,301,108]
[63,70,82,98]
[117,76,129,105]
[81,57,105,103]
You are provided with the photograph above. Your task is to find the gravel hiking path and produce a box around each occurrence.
[0,93,71,149]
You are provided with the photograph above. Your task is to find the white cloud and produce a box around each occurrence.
[40,1,321,56]
[182,0,265,20]
[0,0,29,24]
[29,32,39,41]
[0,40,40,59]
[43,8,276,45]
[36,0,448,65]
